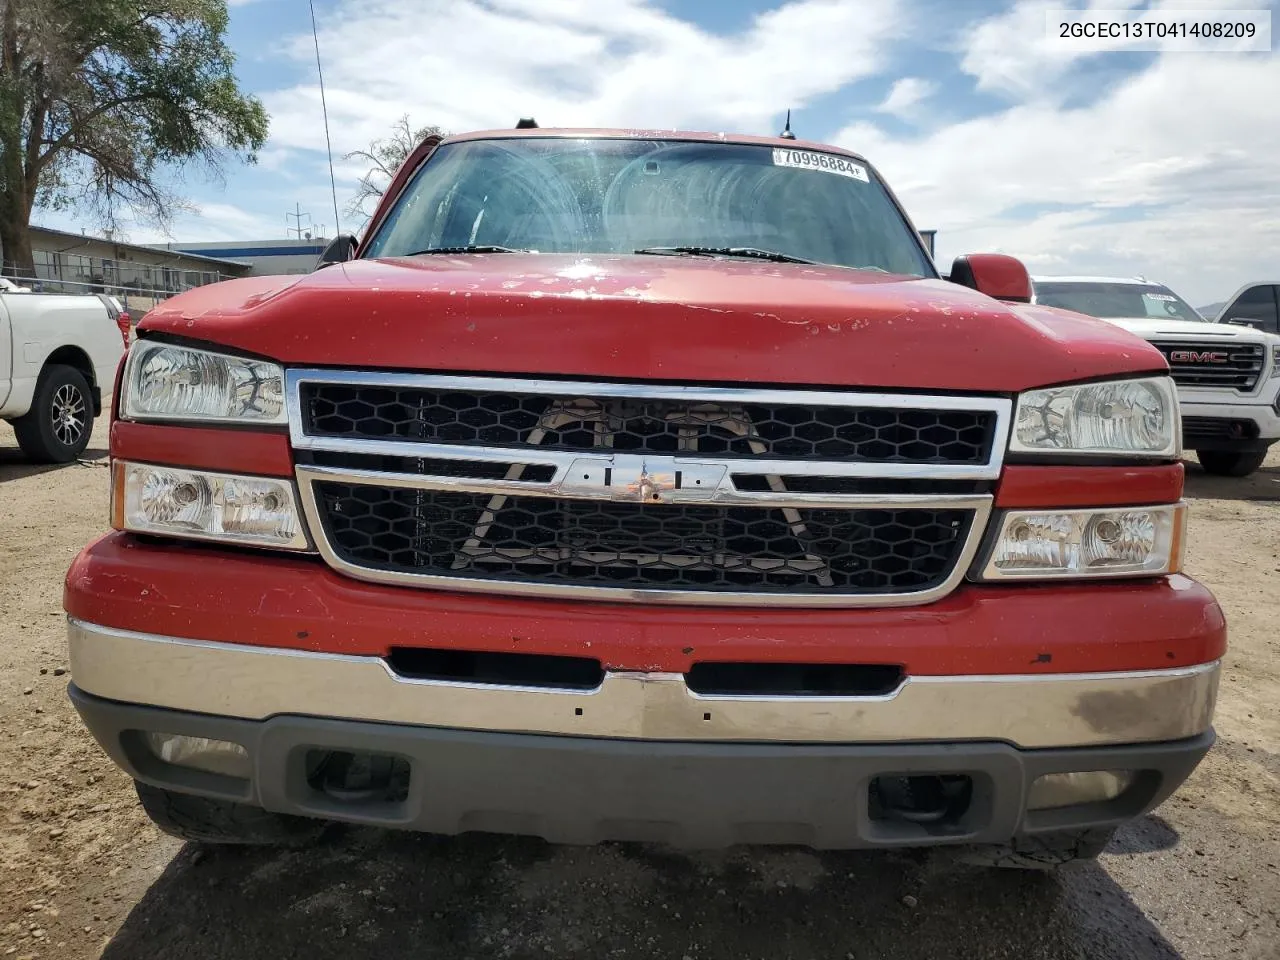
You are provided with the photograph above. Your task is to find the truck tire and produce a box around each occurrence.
[1195,449,1268,477]
[12,364,93,463]
[957,826,1116,870]
[135,782,327,846]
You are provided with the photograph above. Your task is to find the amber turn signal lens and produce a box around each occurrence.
[110,459,125,531]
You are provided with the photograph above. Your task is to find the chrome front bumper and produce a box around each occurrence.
[67,619,1220,750]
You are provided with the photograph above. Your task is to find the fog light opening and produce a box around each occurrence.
[1026,770,1135,811]
[305,749,411,804]
[870,774,973,825]
[145,732,251,779]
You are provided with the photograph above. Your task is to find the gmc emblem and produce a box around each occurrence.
[1168,349,1229,364]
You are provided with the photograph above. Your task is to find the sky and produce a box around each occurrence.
[39,0,1280,306]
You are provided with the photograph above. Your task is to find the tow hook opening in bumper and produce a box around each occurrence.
[306,749,412,805]
[870,774,975,833]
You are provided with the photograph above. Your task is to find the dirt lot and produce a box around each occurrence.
[1,421,1277,960]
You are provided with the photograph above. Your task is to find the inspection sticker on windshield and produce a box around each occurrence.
[773,148,868,182]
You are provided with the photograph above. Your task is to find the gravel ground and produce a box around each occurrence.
[1,421,1277,960]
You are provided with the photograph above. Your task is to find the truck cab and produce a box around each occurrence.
[1032,275,1280,477]
[1212,281,1280,334]
[64,128,1223,868]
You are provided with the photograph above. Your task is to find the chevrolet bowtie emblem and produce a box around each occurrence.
[557,455,727,503]
[625,462,676,502]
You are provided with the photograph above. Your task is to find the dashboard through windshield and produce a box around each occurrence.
[1035,282,1204,322]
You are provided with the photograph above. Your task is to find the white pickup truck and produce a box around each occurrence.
[1032,276,1280,477]
[0,288,128,462]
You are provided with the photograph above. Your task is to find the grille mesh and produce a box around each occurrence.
[1149,340,1264,391]
[302,384,996,464]
[314,481,973,594]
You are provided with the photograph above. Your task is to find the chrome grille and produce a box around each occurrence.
[289,371,1009,607]
[300,382,997,464]
[314,482,974,594]
[1149,340,1265,392]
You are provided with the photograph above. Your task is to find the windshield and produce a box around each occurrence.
[1035,282,1203,322]
[362,137,934,276]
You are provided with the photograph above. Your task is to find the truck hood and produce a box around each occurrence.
[1093,315,1280,344]
[139,254,1168,393]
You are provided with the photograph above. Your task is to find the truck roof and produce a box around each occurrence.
[1031,275,1158,286]
[1034,273,1172,285]
[440,127,870,162]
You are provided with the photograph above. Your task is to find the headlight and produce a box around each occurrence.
[1010,377,1179,457]
[977,504,1185,580]
[122,341,285,423]
[112,462,308,550]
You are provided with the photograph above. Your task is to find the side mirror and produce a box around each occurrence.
[948,253,1032,303]
[316,234,357,270]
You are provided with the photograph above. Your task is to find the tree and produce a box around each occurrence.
[0,0,268,276]
[345,115,444,221]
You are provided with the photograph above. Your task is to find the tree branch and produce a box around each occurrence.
[71,8,170,65]
[344,147,394,180]
[36,92,155,170]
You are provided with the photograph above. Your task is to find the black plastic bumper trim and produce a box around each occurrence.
[69,684,1213,851]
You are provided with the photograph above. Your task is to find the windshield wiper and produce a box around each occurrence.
[405,245,527,255]
[634,246,816,265]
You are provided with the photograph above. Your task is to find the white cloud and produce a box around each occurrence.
[837,45,1280,303]
[263,0,904,158]
[185,202,287,240]
[253,146,297,175]
[957,0,1255,101]
[875,77,937,118]
[958,0,1106,99]
[35,199,287,245]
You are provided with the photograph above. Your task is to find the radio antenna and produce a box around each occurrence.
[779,109,796,140]
[308,0,342,234]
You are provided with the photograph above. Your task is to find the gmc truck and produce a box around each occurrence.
[65,128,1224,869]
[1033,275,1280,477]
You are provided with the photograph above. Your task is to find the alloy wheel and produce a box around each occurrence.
[52,383,87,447]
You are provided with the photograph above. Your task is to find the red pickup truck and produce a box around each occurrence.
[65,128,1223,868]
